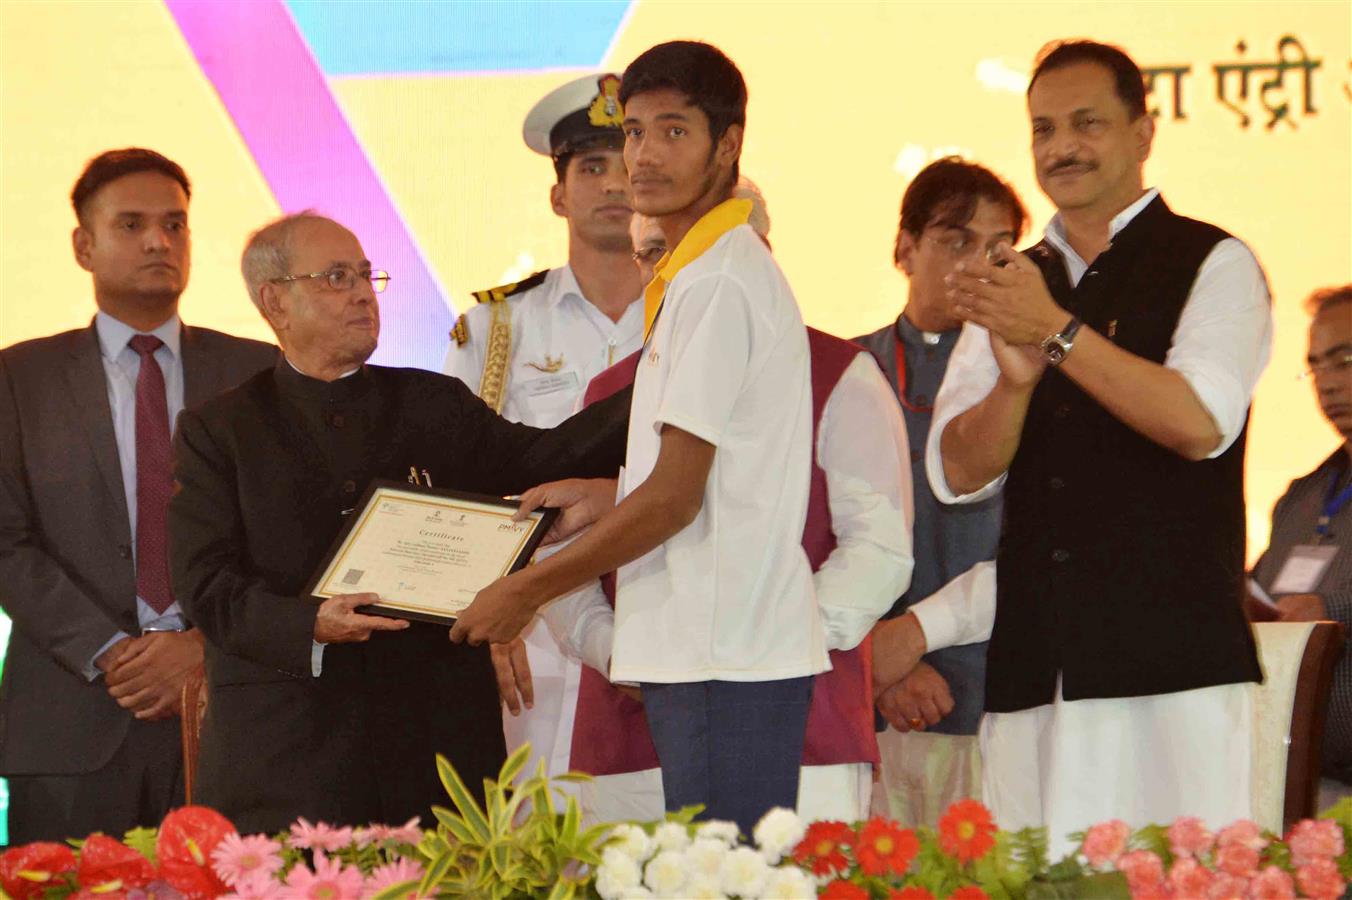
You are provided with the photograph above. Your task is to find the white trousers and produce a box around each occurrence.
[980,681,1254,858]
[872,728,981,828]
[502,618,582,800]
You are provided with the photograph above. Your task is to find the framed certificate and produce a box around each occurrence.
[307,480,558,626]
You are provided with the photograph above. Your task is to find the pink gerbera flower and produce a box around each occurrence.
[1216,819,1268,851]
[354,817,423,849]
[1249,865,1297,900]
[211,833,284,888]
[285,854,365,900]
[226,870,287,899]
[1295,858,1347,899]
[361,858,425,899]
[288,818,355,854]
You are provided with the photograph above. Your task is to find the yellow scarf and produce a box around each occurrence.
[643,197,753,341]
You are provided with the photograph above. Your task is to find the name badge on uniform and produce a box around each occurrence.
[1271,544,1338,594]
[521,370,580,399]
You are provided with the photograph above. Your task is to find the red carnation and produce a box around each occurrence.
[820,879,870,900]
[937,799,997,864]
[0,842,78,900]
[156,806,235,898]
[856,817,919,877]
[792,820,856,877]
[77,834,156,893]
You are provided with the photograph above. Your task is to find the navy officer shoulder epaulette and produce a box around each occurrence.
[449,269,550,347]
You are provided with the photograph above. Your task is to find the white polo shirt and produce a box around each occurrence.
[609,224,826,684]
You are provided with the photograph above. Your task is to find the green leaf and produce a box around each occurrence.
[121,826,159,866]
[436,753,490,843]
[545,879,577,900]
[559,798,581,846]
[665,805,704,825]
[370,879,421,900]
[419,848,456,896]
[552,772,594,784]
[1027,872,1131,900]
[498,742,532,787]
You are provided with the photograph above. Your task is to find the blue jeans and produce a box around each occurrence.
[641,676,815,837]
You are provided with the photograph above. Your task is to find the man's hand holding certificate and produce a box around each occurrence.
[308,482,557,627]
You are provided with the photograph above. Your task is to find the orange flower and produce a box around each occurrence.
[792,820,856,876]
[856,818,920,877]
[937,799,997,864]
[821,879,870,900]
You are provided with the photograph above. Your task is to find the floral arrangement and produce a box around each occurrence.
[2,746,1348,900]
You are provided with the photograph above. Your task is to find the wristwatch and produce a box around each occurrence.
[1040,316,1083,366]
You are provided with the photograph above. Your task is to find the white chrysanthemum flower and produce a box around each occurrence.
[609,823,656,862]
[720,846,770,897]
[695,819,741,846]
[685,837,730,880]
[643,849,688,898]
[653,821,691,853]
[684,874,729,899]
[757,865,817,899]
[596,847,643,899]
[620,889,654,900]
[752,808,806,863]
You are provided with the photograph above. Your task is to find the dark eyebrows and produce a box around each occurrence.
[1309,343,1352,362]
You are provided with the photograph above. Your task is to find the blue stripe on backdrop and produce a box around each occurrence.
[284,0,633,76]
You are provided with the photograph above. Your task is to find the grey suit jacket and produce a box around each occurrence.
[0,320,277,775]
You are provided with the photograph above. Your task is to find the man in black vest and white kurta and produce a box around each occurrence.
[889,40,1271,851]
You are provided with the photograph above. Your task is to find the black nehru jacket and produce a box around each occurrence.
[986,196,1263,713]
[169,361,628,832]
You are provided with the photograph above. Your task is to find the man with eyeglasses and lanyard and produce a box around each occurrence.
[443,74,643,789]
[853,157,1026,828]
[168,213,627,832]
[1251,284,1352,811]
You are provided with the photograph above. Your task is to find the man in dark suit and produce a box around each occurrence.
[168,213,625,833]
[0,149,277,842]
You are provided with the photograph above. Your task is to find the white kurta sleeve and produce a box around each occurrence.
[908,560,997,650]
[813,353,914,652]
[539,580,613,675]
[1161,237,1272,458]
[925,322,1005,505]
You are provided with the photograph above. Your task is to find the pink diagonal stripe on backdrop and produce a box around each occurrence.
[166,0,451,370]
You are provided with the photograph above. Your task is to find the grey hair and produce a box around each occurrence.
[240,210,330,309]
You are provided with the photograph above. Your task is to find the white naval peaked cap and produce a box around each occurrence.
[522,72,625,158]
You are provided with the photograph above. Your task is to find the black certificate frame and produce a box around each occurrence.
[305,479,558,627]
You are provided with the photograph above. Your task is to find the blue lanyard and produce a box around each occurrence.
[1317,469,1352,539]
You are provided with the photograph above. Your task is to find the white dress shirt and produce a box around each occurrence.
[443,265,643,427]
[925,188,1274,504]
[86,312,186,679]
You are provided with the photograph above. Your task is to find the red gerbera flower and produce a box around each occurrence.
[821,879,870,900]
[856,817,920,876]
[0,843,78,900]
[950,887,991,900]
[792,820,856,876]
[937,799,997,864]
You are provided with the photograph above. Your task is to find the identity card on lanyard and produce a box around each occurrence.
[1271,469,1352,595]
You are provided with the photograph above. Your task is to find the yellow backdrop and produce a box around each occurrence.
[2,0,1349,561]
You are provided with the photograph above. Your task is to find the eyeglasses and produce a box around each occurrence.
[1299,352,1352,380]
[272,267,391,294]
[632,245,667,265]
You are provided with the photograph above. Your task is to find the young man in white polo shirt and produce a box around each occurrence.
[452,40,824,833]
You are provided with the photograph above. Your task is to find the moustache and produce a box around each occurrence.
[1047,158,1097,176]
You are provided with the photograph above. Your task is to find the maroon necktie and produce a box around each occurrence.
[129,334,175,614]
